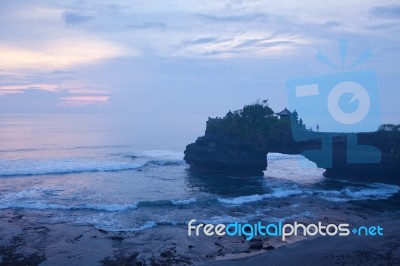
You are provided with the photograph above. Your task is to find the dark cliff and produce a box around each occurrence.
[184,102,400,183]
[184,101,299,176]
[184,136,267,175]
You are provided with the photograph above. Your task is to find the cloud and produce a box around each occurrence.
[182,37,219,45]
[196,13,268,23]
[63,11,94,26]
[370,5,400,19]
[61,96,109,106]
[0,0,399,123]
[176,32,302,58]
[366,22,400,31]
[0,88,111,113]
[51,70,75,75]
[0,83,61,94]
[127,22,167,30]
[234,39,294,49]
[0,70,110,97]
[322,21,342,29]
[0,38,129,70]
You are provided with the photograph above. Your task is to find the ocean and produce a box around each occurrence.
[0,114,399,237]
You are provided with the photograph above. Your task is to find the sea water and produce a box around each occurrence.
[0,114,399,233]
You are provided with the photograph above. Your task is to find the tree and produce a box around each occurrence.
[378,124,400,132]
[205,101,279,149]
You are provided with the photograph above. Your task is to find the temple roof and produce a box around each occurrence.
[276,107,292,116]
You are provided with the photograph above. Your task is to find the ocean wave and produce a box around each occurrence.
[131,221,158,231]
[0,189,197,211]
[0,149,185,177]
[0,202,138,212]
[0,200,193,212]
[0,158,145,177]
[171,198,197,205]
[116,150,185,168]
[137,198,197,208]
[121,150,184,160]
[218,188,303,205]
[217,182,400,205]
[0,145,129,154]
[0,148,47,153]
[267,153,311,161]
[314,183,400,202]
[144,159,185,167]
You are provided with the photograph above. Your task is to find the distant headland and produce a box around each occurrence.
[184,101,400,183]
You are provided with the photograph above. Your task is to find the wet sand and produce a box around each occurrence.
[0,209,399,265]
[210,213,400,266]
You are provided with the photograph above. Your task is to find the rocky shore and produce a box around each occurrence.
[1,207,399,265]
[0,209,307,265]
[211,212,400,266]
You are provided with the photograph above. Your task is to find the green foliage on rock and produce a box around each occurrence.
[205,101,279,149]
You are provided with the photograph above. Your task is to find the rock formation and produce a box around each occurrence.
[184,101,400,183]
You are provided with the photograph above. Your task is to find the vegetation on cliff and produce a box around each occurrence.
[205,100,307,150]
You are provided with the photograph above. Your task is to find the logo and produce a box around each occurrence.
[187,219,383,241]
[327,81,370,125]
[286,40,381,168]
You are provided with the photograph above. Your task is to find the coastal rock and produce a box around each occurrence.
[184,102,400,183]
[249,239,263,250]
[184,135,268,176]
[321,132,400,183]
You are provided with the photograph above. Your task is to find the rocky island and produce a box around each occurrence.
[184,101,400,183]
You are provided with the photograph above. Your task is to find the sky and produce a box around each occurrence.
[0,0,399,126]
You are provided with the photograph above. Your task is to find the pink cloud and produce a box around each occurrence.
[0,83,61,92]
[60,96,109,106]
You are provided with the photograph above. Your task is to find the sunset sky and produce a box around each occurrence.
[0,0,399,123]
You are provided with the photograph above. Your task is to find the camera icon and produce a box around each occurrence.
[285,41,382,169]
[286,69,380,133]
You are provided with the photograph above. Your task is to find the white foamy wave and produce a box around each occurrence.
[267,153,306,161]
[0,158,145,176]
[131,221,158,231]
[125,150,184,160]
[266,153,325,184]
[171,198,197,205]
[0,189,139,211]
[145,160,184,167]
[218,188,303,205]
[77,203,138,212]
[315,183,400,202]
[218,194,264,205]
[75,213,158,232]
[120,150,185,168]
[0,201,138,212]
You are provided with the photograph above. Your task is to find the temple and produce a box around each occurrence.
[276,107,292,118]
